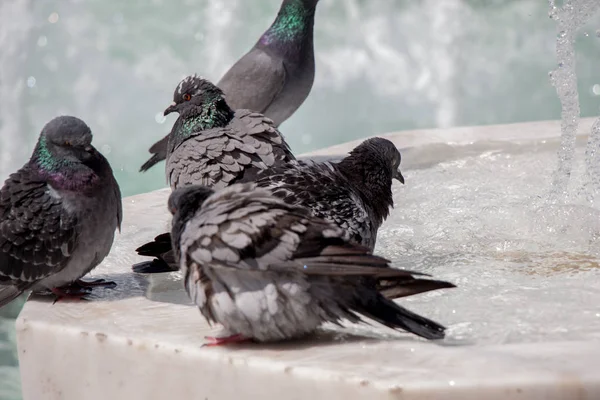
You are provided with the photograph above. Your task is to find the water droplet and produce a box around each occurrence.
[410,348,415,352]
[37,35,48,47]
[558,30,567,39]
[583,32,589,37]
[596,313,600,317]
[449,380,456,386]
[452,309,456,314]
[194,32,204,41]
[155,112,166,124]
[26,76,36,88]
[592,85,600,96]
[101,144,112,155]
[301,134,312,145]
[48,12,59,23]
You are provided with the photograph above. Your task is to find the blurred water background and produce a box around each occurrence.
[1,0,600,399]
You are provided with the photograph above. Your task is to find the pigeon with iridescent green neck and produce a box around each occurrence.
[0,116,122,307]
[139,0,318,172]
[164,75,295,190]
[130,76,295,274]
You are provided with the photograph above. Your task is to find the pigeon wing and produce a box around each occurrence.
[166,128,268,190]
[0,167,80,286]
[233,109,295,171]
[255,162,372,247]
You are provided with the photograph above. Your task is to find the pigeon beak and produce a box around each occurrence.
[84,145,93,153]
[395,169,405,184]
[164,102,177,116]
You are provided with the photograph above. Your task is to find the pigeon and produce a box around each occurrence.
[169,183,454,344]
[134,137,403,274]
[132,75,295,273]
[0,116,122,307]
[163,75,295,190]
[140,0,319,172]
[255,137,404,250]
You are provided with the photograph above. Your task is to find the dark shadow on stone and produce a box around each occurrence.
[28,271,151,304]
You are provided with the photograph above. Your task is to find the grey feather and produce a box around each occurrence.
[170,183,454,342]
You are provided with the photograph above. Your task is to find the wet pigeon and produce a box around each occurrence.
[0,116,122,307]
[169,183,454,344]
[134,137,403,274]
[132,75,295,273]
[140,0,319,172]
[256,137,404,250]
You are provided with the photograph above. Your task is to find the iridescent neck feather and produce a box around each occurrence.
[32,136,98,191]
[171,98,234,146]
[34,136,69,171]
[261,0,315,45]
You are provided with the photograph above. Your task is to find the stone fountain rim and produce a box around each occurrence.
[300,117,597,158]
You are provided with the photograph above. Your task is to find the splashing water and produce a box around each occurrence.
[0,0,33,178]
[373,131,600,345]
[548,0,600,202]
[425,0,463,129]
[582,118,600,204]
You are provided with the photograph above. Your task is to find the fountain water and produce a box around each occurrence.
[548,0,600,202]
[368,0,600,346]
[0,0,32,180]
[583,118,600,203]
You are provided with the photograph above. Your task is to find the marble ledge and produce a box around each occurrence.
[16,118,600,400]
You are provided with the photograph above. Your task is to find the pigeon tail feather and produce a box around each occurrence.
[140,153,163,173]
[135,233,173,256]
[358,295,447,340]
[379,279,456,300]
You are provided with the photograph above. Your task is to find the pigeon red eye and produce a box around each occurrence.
[183,94,191,101]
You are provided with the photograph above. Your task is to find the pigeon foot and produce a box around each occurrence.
[203,334,251,347]
[51,287,91,304]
